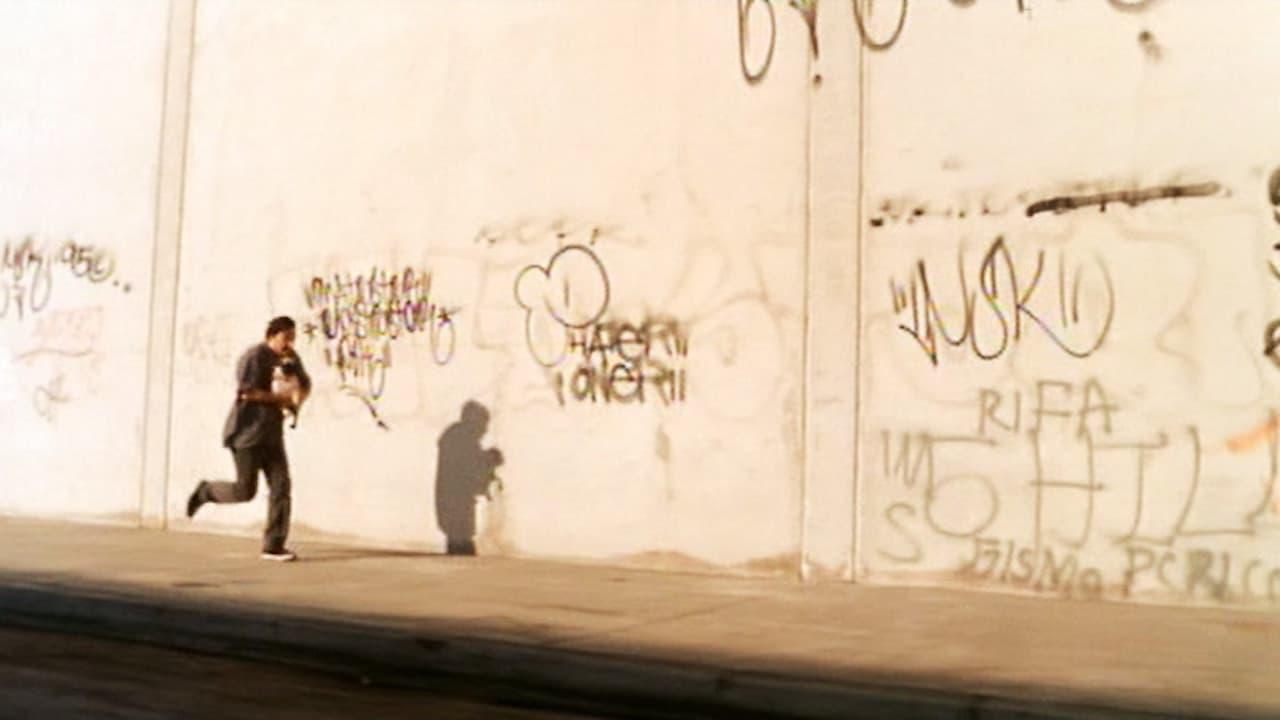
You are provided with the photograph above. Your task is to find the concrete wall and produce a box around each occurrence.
[853,0,1280,609]
[8,0,1280,610]
[165,0,815,570]
[0,1,170,521]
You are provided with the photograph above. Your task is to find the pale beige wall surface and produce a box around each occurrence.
[10,0,1280,612]
[0,1,169,520]
[856,0,1280,608]
[168,0,810,568]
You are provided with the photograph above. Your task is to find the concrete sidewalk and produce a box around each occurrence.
[0,519,1273,719]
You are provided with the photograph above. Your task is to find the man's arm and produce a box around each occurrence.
[235,347,289,406]
[239,388,289,405]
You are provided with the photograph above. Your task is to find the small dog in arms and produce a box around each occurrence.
[273,354,306,428]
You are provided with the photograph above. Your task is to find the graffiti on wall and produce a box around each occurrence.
[180,315,236,368]
[866,164,1280,607]
[879,178,1233,367]
[1264,169,1280,379]
[1024,182,1222,218]
[515,243,691,406]
[739,0,1163,83]
[888,237,1116,366]
[870,181,1225,230]
[1,237,129,321]
[12,305,105,422]
[176,314,254,392]
[514,244,612,368]
[737,0,818,85]
[876,379,1280,604]
[31,373,71,422]
[554,319,690,406]
[301,267,458,429]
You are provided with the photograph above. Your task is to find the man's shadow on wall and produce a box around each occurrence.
[435,400,504,556]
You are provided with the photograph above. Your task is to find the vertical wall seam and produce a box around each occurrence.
[138,0,179,526]
[850,19,867,582]
[160,0,198,530]
[799,35,816,583]
[140,0,197,529]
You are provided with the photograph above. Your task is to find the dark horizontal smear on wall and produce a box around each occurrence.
[1025,182,1223,218]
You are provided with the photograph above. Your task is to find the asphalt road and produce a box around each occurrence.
[0,624,611,720]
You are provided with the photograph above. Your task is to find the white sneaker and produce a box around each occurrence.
[260,549,298,562]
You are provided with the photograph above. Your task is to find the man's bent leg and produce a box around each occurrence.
[261,444,292,553]
[202,447,262,504]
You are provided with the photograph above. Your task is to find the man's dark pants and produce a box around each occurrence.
[199,443,291,552]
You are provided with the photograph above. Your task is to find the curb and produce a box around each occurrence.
[0,579,1214,720]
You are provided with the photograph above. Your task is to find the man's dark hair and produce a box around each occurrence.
[265,316,296,339]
